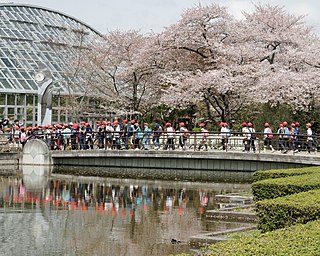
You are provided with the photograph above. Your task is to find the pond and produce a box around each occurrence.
[0,166,252,256]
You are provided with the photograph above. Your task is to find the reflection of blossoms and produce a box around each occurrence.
[0,177,221,221]
[166,196,173,209]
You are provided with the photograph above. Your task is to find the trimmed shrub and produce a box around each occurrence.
[252,172,320,201]
[204,219,320,256]
[252,166,320,182]
[256,189,320,232]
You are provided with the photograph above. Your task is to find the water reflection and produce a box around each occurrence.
[0,167,252,256]
[22,165,50,192]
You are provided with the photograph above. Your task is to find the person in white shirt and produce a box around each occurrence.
[220,122,230,151]
[164,122,175,150]
[306,123,314,154]
[198,123,208,151]
[241,122,248,152]
[247,122,256,153]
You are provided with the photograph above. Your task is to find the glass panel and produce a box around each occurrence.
[18,79,32,90]
[3,70,14,79]
[26,80,38,90]
[35,107,38,121]
[18,59,32,69]
[52,109,58,122]
[7,95,15,105]
[20,71,31,79]
[0,94,5,105]
[60,113,66,123]
[26,95,34,106]
[1,58,13,68]
[10,69,22,79]
[52,95,59,107]
[16,94,24,105]
[12,79,24,90]
[8,108,14,116]
[26,107,33,121]
[0,29,7,37]
[3,29,15,38]
[60,96,67,107]
[17,107,24,120]
[19,50,28,59]
[0,78,13,89]
[0,107,5,117]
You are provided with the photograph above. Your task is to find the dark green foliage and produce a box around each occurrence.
[252,167,319,182]
[197,167,320,255]
[205,220,320,255]
[252,167,320,233]
[252,169,320,201]
[256,190,320,232]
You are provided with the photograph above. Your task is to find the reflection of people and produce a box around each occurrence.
[166,196,173,209]
[199,191,208,206]
[22,164,49,191]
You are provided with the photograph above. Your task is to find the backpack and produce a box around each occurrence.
[266,128,273,138]
[128,125,134,137]
[20,132,27,143]
[155,125,163,136]
[145,127,151,137]
[283,127,291,139]
[312,130,317,143]
[248,128,255,139]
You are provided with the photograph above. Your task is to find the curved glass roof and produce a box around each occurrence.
[0,3,102,94]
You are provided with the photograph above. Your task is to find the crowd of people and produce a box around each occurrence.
[0,117,317,154]
[234,121,316,154]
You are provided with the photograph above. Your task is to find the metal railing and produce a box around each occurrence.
[1,131,317,155]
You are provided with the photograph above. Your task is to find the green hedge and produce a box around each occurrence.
[252,166,320,182]
[204,219,320,256]
[194,167,320,255]
[256,189,320,232]
[252,172,320,201]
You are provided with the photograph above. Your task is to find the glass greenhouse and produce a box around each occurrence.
[0,3,102,126]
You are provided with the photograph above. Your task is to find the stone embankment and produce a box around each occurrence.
[189,193,257,247]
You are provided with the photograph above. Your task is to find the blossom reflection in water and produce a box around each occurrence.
[0,169,251,256]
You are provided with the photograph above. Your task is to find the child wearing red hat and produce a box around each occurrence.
[178,122,189,150]
[164,122,175,150]
[198,123,208,151]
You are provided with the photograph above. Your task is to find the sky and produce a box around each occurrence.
[2,0,320,34]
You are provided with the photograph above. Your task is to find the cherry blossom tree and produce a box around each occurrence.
[241,4,320,111]
[157,3,320,123]
[68,3,320,125]
[87,30,166,116]
[157,4,259,123]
